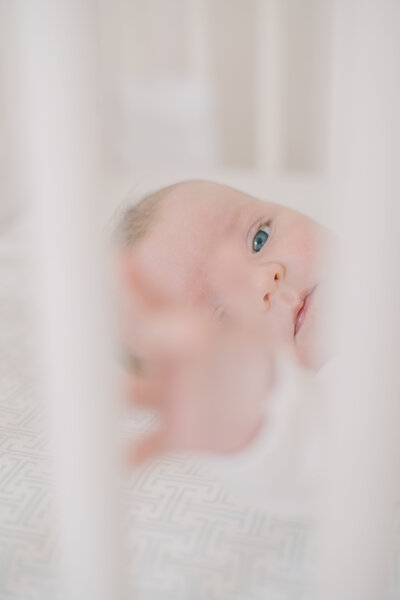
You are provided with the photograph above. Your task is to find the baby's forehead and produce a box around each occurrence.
[135,184,262,303]
[157,182,262,235]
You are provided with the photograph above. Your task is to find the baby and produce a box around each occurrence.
[118,180,335,511]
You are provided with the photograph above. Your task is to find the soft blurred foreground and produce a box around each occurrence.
[1,2,400,600]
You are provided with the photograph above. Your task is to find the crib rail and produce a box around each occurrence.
[5,1,400,598]
[319,2,400,598]
[11,2,124,599]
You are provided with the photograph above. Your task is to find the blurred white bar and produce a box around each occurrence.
[256,0,333,174]
[12,2,124,599]
[320,1,400,598]
[255,0,284,172]
[208,0,257,167]
[185,0,210,84]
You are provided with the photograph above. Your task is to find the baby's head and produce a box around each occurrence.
[118,180,334,370]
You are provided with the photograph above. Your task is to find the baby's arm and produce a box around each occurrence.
[126,310,274,463]
[119,254,275,461]
[120,254,328,516]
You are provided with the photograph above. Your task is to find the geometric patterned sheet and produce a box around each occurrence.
[1,218,399,600]
[123,423,317,600]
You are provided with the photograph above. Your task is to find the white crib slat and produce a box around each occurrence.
[13,2,124,599]
[320,1,400,598]
[255,0,284,172]
[256,0,333,174]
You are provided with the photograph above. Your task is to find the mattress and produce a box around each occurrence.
[1,172,399,599]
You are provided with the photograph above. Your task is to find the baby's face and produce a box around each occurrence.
[132,181,334,369]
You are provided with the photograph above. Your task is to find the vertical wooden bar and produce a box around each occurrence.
[185,0,210,84]
[13,2,123,599]
[320,1,400,598]
[208,0,257,167]
[255,0,285,172]
[256,0,333,174]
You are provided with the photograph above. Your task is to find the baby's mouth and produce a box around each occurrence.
[293,286,317,336]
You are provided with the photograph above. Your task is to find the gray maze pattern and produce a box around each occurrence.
[0,241,61,600]
[123,450,317,600]
[1,224,399,600]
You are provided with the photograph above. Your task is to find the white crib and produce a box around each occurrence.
[1,1,400,599]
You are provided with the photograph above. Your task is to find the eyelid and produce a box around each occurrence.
[248,218,272,253]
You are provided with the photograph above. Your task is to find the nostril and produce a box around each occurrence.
[274,272,280,281]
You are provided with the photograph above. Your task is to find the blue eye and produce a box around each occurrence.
[252,225,270,253]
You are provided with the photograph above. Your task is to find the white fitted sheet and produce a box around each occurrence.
[1,172,399,599]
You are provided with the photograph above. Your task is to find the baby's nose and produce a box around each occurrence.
[259,263,285,307]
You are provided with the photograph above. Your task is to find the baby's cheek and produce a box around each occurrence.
[291,225,321,270]
[282,234,314,270]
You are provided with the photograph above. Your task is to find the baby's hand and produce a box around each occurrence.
[118,253,277,465]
